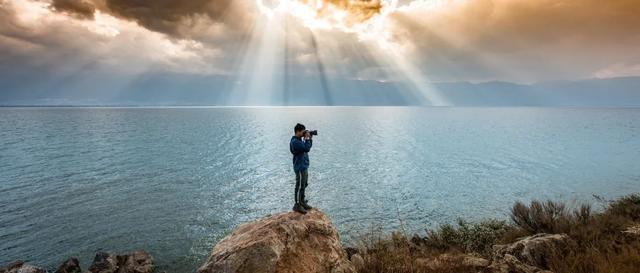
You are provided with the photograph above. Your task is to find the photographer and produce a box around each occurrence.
[290,123,315,214]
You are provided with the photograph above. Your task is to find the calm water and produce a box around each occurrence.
[1,107,639,272]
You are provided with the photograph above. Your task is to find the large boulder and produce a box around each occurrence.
[0,260,46,273]
[197,209,355,273]
[87,251,154,273]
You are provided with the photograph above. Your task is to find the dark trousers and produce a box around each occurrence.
[294,169,308,204]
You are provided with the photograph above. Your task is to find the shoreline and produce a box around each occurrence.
[3,193,639,273]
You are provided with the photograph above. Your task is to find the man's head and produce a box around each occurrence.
[294,123,306,137]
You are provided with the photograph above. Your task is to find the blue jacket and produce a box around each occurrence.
[290,136,312,172]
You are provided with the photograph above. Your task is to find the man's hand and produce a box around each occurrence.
[304,130,312,140]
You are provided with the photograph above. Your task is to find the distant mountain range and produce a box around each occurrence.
[1,73,638,106]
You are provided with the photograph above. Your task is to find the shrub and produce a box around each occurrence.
[423,218,512,256]
[356,231,482,273]
[510,200,571,234]
[509,200,595,235]
[606,194,640,221]
[354,194,640,273]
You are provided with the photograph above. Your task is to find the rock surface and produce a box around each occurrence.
[197,209,355,273]
[0,260,46,273]
[415,253,490,271]
[412,233,574,273]
[488,254,552,273]
[116,251,155,273]
[87,251,154,273]
[88,252,119,273]
[55,257,81,273]
[492,233,574,270]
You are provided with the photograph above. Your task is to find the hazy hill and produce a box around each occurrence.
[1,73,638,106]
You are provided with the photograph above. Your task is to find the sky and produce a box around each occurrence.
[1,0,639,106]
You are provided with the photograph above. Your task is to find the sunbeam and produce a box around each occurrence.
[371,39,450,106]
[307,31,334,105]
[253,0,450,106]
[231,14,285,105]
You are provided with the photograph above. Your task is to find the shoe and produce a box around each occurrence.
[301,200,312,210]
[293,203,308,214]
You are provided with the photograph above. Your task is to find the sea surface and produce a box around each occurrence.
[1,107,639,272]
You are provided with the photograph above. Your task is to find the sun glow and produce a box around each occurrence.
[256,0,397,32]
[246,0,451,106]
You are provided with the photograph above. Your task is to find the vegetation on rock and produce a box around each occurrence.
[352,194,640,273]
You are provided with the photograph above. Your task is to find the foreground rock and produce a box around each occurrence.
[197,209,355,273]
[87,251,154,273]
[55,257,81,273]
[490,233,575,273]
[0,260,46,273]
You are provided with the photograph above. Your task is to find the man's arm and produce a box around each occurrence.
[303,131,313,150]
[291,138,312,153]
[305,138,312,150]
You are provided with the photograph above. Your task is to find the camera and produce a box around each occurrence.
[305,130,318,136]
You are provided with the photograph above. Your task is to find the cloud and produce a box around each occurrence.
[3,0,640,88]
[303,0,384,26]
[51,0,95,19]
[101,0,251,38]
[0,0,226,79]
[383,0,640,82]
[593,63,640,79]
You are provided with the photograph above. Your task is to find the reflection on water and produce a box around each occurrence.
[1,107,639,272]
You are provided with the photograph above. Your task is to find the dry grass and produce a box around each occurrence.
[353,194,640,273]
[355,231,481,273]
[422,218,512,256]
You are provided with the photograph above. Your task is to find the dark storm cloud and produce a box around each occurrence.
[51,0,95,19]
[101,0,250,38]
[44,0,255,40]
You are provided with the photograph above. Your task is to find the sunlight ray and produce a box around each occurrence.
[230,14,285,105]
[308,31,334,105]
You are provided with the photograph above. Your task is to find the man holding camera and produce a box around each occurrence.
[290,123,315,214]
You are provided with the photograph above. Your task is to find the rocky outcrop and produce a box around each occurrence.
[493,233,574,270]
[0,260,46,273]
[489,233,575,273]
[87,251,154,273]
[2,251,153,273]
[55,257,81,273]
[197,209,354,273]
[488,254,552,273]
[88,252,118,273]
[415,253,490,271]
[116,251,155,273]
[410,233,573,273]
